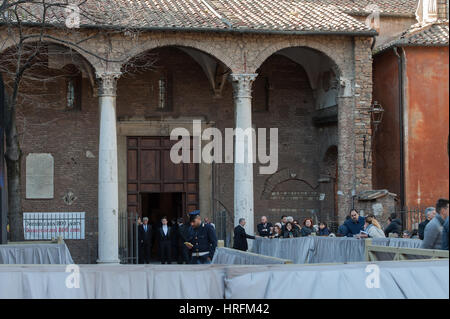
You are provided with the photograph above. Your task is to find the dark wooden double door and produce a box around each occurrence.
[127,137,199,222]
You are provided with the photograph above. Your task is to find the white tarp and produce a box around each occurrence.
[0,243,74,264]
[0,260,448,299]
[0,264,225,299]
[224,260,449,299]
[252,237,423,264]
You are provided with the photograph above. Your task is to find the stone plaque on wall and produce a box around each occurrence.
[26,153,54,199]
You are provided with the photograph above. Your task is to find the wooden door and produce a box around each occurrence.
[127,137,199,217]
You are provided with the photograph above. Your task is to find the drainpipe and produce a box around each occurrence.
[393,47,406,212]
[371,35,377,51]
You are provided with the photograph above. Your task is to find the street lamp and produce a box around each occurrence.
[369,101,385,131]
[363,101,385,168]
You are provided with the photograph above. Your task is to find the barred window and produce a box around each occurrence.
[64,64,82,111]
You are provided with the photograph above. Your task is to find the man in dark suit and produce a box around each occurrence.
[257,215,273,237]
[157,216,172,264]
[138,217,152,264]
[233,218,258,251]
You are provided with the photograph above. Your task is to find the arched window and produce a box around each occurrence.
[63,64,82,111]
[156,69,172,111]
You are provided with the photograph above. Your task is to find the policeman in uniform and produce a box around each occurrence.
[185,210,217,264]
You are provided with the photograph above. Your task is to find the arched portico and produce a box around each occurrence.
[112,44,260,248]
[248,39,372,220]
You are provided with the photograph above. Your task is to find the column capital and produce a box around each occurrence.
[96,72,121,97]
[231,73,258,99]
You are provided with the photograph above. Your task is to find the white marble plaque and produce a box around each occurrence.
[26,153,54,199]
[372,202,384,216]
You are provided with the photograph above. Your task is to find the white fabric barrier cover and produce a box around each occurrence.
[212,247,291,265]
[253,237,314,264]
[224,260,449,299]
[252,237,423,264]
[0,264,225,299]
[1,260,448,299]
[0,244,74,264]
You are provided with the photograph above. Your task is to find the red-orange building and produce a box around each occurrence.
[373,20,449,210]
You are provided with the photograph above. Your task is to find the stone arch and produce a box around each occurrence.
[121,44,234,98]
[120,39,234,72]
[261,168,319,200]
[0,40,97,88]
[0,36,98,71]
[250,41,349,109]
[249,39,345,78]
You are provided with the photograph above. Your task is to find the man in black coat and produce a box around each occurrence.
[233,218,258,251]
[257,216,273,237]
[138,217,153,264]
[157,216,172,264]
[384,213,403,237]
[176,217,190,264]
[170,218,179,263]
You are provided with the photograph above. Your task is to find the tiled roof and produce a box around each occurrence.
[375,20,449,53]
[208,0,371,32]
[299,0,419,16]
[3,0,375,34]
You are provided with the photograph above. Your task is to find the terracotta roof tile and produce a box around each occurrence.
[3,0,374,34]
[375,20,449,53]
[300,0,419,16]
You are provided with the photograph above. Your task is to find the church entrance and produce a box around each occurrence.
[126,136,199,219]
[127,136,199,262]
[140,192,184,258]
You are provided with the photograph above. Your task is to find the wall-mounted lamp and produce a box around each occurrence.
[363,101,385,168]
[370,101,385,130]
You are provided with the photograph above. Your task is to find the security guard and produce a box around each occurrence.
[185,210,217,264]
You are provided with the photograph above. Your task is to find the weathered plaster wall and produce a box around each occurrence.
[404,46,449,208]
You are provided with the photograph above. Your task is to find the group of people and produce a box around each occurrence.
[232,215,332,251]
[258,215,331,239]
[233,198,449,252]
[137,211,217,265]
[335,198,449,251]
[138,198,449,261]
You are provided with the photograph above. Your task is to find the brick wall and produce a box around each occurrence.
[16,71,99,263]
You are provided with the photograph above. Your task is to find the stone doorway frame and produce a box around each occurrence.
[117,117,214,221]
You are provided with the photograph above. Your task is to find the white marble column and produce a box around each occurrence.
[96,72,121,264]
[231,73,257,245]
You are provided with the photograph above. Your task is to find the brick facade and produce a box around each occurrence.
[2,30,374,263]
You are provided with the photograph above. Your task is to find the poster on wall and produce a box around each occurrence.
[23,212,85,240]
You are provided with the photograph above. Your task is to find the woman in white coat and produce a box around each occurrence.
[363,216,386,238]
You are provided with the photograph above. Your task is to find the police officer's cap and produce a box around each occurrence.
[189,210,201,222]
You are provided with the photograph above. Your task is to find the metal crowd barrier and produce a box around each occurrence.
[364,239,449,261]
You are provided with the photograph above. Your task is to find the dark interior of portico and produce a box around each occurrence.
[141,192,183,227]
[140,192,183,258]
